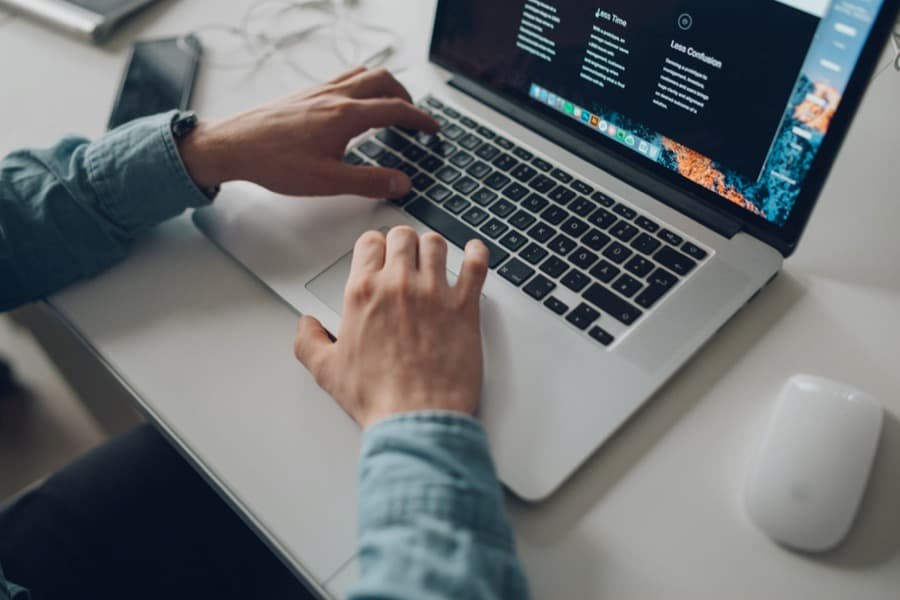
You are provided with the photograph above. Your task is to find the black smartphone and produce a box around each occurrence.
[108,35,202,130]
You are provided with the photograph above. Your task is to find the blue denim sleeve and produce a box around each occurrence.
[0,111,212,312]
[349,412,529,600]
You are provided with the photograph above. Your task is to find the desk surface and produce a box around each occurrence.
[3,2,900,598]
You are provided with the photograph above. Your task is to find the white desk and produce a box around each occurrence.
[3,2,900,598]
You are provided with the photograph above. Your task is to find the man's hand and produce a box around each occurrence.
[293,227,489,429]
[178,67,439,199]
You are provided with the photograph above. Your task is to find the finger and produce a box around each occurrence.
[339,67,413,102]
[455,239,489,305]
[293,316,335,388]
[349,230,386,281]
[327,66,367,85]
[346,98,440,134]
[320,162,411,199]
[384,226,419,273]
[419,232,449,286]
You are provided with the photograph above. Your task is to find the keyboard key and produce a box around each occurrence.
[625,256,654,278]
[450,151,475,168]
[466,161,493,179]
[511,163,537,183]
[477,126,496,139]
[476,144,500,161]
[570,196,597,217]
[426,185,453,204]
[603,241,633,264]
[442,106,460,118]
[566,303,600,330]
[411,173,434,191]
[344,151,364,165]
[502,183,529,202]
[583,284,643,326]
[499,230,528,252]
[403,145,427,162]
[358,140,384,159]
[541,205,568,225]
[548,233,578,257]
[612,274,643,298]
[530,174,556,193]
[551,168,573,183]
[492,154,519,172]
[443,124,465,140]
[510,210,536,230]
[562,269,590,292]
[428,139,457,158]
[436,165,461,184]
[540,256,569,278]
[634,283,669,309]
[524,275,556,300]
[522,193,549,213]
[655,246,697,276]
[472,188,498,206]
[528,222,555,243]
[484,172,511,190]
[631,233,662,256]
[462,207,489,226]
[589,207,617,229]
[460,116,478,129]
[452,177,479,195]
[658,229,684,246]
[376,129,411,151]
[571,180,594,195]
[549,186,576,206]
[682,242,708,260]
[561,216,590,238]
[610,221,639,242]
[522,243,549,265]
[377,152,403,169]
[589,260,620,283]
[532,157,553,172]
[591,191,615,207]
[544,296,569,315]
[588,326,615,346]
[405,198,509,268]
[425,97,443,109]
[635,216,660,233]
[489,199,517,218]
[420,154,444,173]
[569,247,599,270]
[390,191,417,207]
[612,204,637,220]
[513,147,534,161]
[433,114,449,128]
[648,268,678,290]
[459,134,482,151]
[444,195,471,214]
[499,258,533,286]
[397,161,418,177]
[494,136,514,150]
[582,229,611,251]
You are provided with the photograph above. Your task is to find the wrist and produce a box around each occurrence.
[177,120,233,190]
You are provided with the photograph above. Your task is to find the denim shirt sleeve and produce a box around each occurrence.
[349,412,530,600]
[0,111,212,313]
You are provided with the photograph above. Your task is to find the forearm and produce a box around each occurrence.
[0,111,212,312]
[350,413,529,600]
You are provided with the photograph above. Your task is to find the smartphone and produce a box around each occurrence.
[108,35,202,130]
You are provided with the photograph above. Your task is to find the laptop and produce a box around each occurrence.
[195,0,899,501]
[0,0,157,42]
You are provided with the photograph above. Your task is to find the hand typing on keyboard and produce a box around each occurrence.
[293,227,490,429]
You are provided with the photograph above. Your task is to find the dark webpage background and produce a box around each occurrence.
[433,0,819,180]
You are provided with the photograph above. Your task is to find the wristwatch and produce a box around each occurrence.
[171,111,220,200]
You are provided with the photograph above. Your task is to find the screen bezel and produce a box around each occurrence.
[429,0,900,256]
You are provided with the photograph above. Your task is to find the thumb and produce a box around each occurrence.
[328,163,411,199]
[293,315,335,388]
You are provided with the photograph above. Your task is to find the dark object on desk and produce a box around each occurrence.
[108,35,202,130]
[0,0,159,43]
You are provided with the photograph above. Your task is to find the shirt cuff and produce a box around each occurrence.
[84,110,213,235]
[358,412,514,550]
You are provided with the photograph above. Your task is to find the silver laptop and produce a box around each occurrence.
[195,0,899,501]
[0,0,157,42]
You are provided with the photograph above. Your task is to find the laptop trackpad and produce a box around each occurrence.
[306,248,461,317]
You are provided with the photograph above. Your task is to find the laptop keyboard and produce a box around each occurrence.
[344,96,711,347]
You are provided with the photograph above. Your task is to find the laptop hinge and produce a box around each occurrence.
[448,75,744,240]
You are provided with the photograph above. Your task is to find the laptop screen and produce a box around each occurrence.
[431,0,891,232]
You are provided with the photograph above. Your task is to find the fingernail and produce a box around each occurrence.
[389,175,410,196]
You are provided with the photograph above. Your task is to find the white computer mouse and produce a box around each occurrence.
[744,374,883,553]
